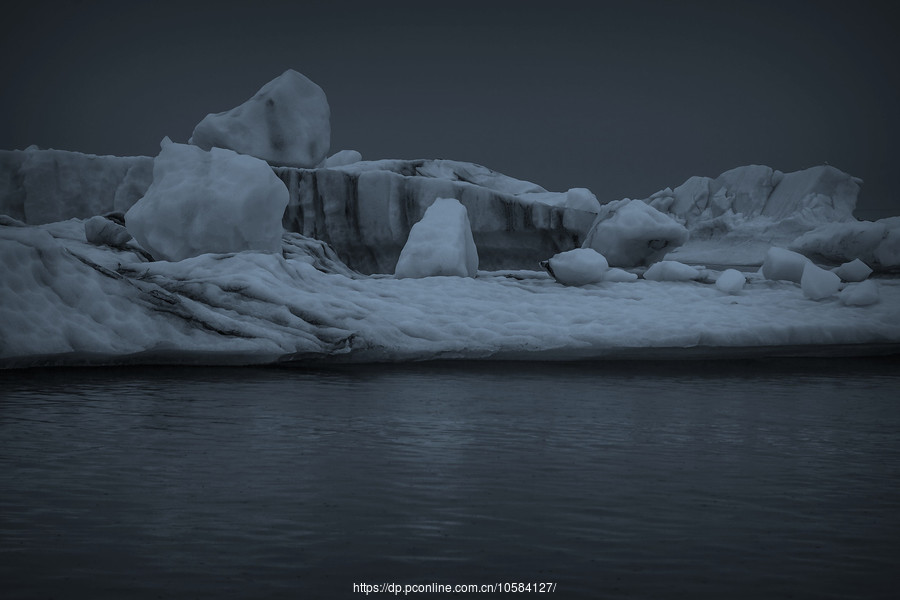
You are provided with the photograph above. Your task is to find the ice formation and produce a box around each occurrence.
[801,262,842,300]
[715,269,746,294]
[565,188,601,212]
[84,215,131,248]
[582,199,689,267]
[125,140,288,262]
[762,247,811,283]
[0,148,152,224]
[394,198,478,279]
[540,248,609,286]
[3,219,900,368]
[190,69,330,168]
[325,150,362,168]
[643,260,702,282]
[833,259,873,283]
[839,280,880,307]
[790,218,900,270]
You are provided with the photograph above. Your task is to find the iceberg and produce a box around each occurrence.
[582,199,689,267]
[540,248,609,286]
[2,220,899,368]
[125,140,288,262]
[189,69,331,168]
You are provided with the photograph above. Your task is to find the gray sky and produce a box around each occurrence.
[2,0,898,218]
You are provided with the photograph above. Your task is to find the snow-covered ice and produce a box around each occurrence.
[394,198,478,279]
[3,219,899,368]
[565,188,601,213]
[540,248,609,286]
[125,140,288,262]
[790,218,900,270]
[325,149,362,167]
[582,199,689,267]
[190,69,330,168]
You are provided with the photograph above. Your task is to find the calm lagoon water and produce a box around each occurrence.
[2,358,899,599]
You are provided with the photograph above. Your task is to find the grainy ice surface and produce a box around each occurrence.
[2,359,899,598]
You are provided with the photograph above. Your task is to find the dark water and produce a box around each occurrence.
[2,358,899,599]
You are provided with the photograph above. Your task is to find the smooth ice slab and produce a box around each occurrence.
[394,198,478,278]
[125,140,288,262]
[762,247,811,283]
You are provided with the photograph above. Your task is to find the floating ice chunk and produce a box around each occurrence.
[801,262,841,300]
[565,188,601,213]
[324,150,362,167]
[874,226,900,269]
[395,198,478,278]
[602,267,638,282]
[833,258,872,282]
[715,269,746,294]
[643,260,701,282]
[762,247,811,283]
[125,140,288,262]
[190,69,330,168]
[540,248,609,286]
[839,280,880,307]
[582,199,689,267]
[84,215,131,248]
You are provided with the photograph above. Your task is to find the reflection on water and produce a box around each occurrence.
[2,358,899,599]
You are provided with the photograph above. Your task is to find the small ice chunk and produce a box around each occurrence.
[643,260,701,282]
[325,150,362,168]
[839,280,880,307]
[801,262,841,300]
[395,198,478,278]
[565,188,601,213]
[602,267,638,282]
[125,139,288,262]
[833,258,872,282]
[715,269,746,294]
[762,247,810,283]
[84,215,132,248]
[541,248,609,286]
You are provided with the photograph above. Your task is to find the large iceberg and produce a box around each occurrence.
[125,140,288,262]
[189,69,331,168]
[2,219,899,368]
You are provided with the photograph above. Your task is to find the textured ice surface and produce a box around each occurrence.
[190,69,330,168]
[541,248,609,286]
[0,148,152,224]
[3,221,900,367]
[394,198,478,278]
[790,218,900,270]
[582,199,689,267]
[125,140,288,262]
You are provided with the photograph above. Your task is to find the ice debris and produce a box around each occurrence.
[541,248,609,286]
[643,260,702,282]
[715,269,746,294]
[801,262,842,300]
[582,199,689,268]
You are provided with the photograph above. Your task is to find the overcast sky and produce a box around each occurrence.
[2,0,897,217]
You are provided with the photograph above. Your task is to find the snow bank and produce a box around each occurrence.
[394,198,478,278]
[582,199,689,267]
[541,248,609,286]
[125,140,288,262]
[190,69,330,168]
